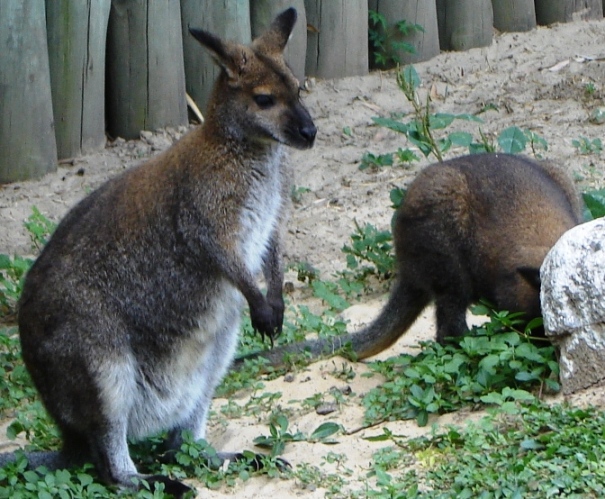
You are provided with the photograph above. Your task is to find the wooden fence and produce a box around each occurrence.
[0,0,603,182]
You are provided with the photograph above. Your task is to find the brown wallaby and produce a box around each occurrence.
[233,153,582,370]
[2,8,315,497]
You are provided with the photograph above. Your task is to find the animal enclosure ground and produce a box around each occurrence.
[1,18,605,497]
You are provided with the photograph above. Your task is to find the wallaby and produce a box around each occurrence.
[3,8,315,497]
[234,153,582,370]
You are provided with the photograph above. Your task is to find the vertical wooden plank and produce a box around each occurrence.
[250,0,307,81]
[0,0,57,182]
[492,0,536,32]
[46,0,111,159]
[436,0,493,51]
[180,0,251,114]
[147,0,188,130]
[81,1,112,153]
[535,0,603,24]
[106,0,187,140]
[369,0,440,68]
[304,0,369,79]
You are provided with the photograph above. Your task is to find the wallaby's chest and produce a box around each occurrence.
[238,148,285,274]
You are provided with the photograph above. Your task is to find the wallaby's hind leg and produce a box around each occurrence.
[165,305,282,470]
[165,304,242,454]
[88,421,192,497]
[435,293,470,344]
[58,427,91,469]
[87,422,137,487]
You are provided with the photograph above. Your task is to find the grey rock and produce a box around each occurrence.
[541,217,605,394]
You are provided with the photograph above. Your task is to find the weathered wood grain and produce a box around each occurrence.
[436,0,494,51]
[0,0,57,182]
[46,0,111,158]
[491,0,537,32]
[304,0,369,79]
[106,0,187,140]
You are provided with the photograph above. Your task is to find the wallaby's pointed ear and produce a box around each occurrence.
[189,26,244,80]
[253,7,297,54]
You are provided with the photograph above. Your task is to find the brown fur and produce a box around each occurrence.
[6,8,315,497]
[234,153,582,370]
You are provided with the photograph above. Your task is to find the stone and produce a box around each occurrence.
[540,217,605,394]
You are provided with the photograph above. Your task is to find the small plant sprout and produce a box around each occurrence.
[573,136,603,155]
[368,10,424,67]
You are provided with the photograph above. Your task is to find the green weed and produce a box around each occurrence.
[1,207,56,319]
[362,306,558,426]
[368,10,424,68]
[0,327,37,414]
[0,255,33,319]
[583,189,605,220]
[361,403,605,497]
[290,185,311,205]
[253,414,340,458]
[368,66,549,163]
[341,221,394,280]
[573,136,603,155]
[23,207,56,251]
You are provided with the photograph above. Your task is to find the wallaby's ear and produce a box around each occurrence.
[189,27,246,80]
[252,7,297,54]
[517,266,541,290]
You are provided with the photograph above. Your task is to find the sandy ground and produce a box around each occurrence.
[1,18,605,497]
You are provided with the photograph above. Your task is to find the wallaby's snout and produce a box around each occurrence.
[288,102,317,149]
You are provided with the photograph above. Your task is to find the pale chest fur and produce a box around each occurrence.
[238,145,287,275]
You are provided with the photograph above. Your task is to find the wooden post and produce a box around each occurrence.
[106,0,188,140]
[250,0,307,81]
[46,0,111,159]
[0,0,57,183]
[491,0,537,32]
[368,0,440,69]
[535,0,603,24]
[304,0,369,79]
[180,0,251,115]
[436,0,494,51]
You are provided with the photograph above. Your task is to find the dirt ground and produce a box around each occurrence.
[1,18,605,497]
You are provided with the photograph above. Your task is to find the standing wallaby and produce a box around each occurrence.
[4,8,315,497]
[234,153,582,370]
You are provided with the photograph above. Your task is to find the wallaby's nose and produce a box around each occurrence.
[300,124,317,144]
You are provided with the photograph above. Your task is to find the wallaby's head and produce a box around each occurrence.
[189,8,316,150]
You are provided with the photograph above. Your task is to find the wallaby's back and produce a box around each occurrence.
[233,153,581,370]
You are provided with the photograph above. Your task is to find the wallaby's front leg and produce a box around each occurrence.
[261,232,285,344]
[198,233,282,341]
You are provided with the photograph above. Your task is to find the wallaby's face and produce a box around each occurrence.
[190,9,316,150]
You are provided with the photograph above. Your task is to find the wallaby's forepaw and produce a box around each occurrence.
[250,298,284,346]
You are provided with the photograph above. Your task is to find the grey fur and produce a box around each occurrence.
[2,7,315,497]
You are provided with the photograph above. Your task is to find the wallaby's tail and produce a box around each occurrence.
[232,281,430,371]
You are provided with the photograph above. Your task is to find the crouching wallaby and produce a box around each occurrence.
[234,153,582,370]
[2,8,315,497]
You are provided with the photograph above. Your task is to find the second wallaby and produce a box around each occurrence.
[234,153,582,370]
[3,8,315,498]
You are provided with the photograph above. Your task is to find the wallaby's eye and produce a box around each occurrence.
[253,94,275,109]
